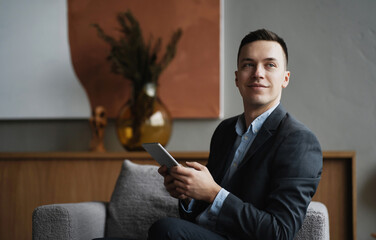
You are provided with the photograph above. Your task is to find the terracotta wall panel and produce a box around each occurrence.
[68,0,220,119]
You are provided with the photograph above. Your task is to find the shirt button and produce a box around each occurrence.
[244,136,248,140]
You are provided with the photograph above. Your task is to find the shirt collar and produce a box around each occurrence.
[235,103,280,136]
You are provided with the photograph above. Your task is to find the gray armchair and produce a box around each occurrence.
[32,201,329,240]
[32,160,329,240]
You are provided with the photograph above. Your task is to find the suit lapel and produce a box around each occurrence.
[238,105,287,169]
[212,117,238,183]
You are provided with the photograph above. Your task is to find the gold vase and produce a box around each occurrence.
[116,83,172,151]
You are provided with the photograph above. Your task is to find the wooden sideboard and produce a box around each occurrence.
[0,151,356,240]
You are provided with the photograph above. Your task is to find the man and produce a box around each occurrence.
[148,29,322,240]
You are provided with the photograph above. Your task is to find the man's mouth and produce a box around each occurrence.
[248,83,268,88]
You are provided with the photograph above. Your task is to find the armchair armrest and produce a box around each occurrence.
[294,201,330,240]
[32,201,108,240]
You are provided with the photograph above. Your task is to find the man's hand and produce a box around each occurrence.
[169,161,222,203]
[158,165,189,200]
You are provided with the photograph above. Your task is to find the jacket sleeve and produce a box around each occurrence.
[178,199,209,223]
[215,129,322,240]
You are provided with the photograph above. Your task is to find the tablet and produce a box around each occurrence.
[142,143,179,169]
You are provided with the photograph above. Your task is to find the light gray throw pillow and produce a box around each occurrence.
[106,160,179,240]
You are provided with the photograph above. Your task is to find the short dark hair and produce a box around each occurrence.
[237,29,288,66]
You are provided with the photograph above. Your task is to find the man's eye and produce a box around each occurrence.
[243,63,254,68]
[267,63,276,68]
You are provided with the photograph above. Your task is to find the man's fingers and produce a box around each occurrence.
[169,171,187,183]
[165,179,188,199]
[177,193,188,200]
[158,165,168,177]
[165,183,177,193]
[163,175,174,186]
[185,161,205,171]
[175,187,188,196]
[159,165,192,199]
[173,179,189,190]
[170,163,202,177]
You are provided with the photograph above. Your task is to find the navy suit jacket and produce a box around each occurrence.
[179,105,322,240]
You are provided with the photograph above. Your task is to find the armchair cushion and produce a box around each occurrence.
[106,160,179,239]
[294,201,330,240]
[32,201,107,240]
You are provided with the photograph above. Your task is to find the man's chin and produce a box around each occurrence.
[246,99,278,110]
[247,98,267,107]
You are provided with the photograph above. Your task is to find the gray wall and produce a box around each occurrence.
[0,0,375,239]
[0,0,91,118]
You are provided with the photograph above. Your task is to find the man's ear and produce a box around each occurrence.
[282,71,290,88]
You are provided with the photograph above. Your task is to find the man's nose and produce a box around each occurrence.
[253,65,265,78]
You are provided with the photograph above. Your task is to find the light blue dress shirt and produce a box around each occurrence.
[181,103,279,230]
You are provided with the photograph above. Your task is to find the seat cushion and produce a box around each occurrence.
[106,160,179,239]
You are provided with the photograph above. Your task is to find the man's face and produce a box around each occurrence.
[235,40,290,111]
